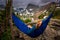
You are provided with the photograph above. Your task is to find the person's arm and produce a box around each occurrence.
[36,21,42,29]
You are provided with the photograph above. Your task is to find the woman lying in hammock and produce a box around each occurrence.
[27,20,42,29]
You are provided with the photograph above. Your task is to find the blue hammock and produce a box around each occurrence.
[12,13,53,38]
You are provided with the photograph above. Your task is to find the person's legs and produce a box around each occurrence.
[27,25,36,34]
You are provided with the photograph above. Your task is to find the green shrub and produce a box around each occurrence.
[38,14,44,19]
[24,19,31,23]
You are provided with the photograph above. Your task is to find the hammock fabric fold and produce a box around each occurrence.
[12,13,53,38]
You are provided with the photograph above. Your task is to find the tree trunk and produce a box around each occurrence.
[6,0,15,40]
[0,11,5,38]
[0,20,2,38]
[9,0,15,40]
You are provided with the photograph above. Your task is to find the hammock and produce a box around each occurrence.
[12,13,53,38]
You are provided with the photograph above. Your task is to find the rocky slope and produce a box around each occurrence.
[14,19,60,40]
